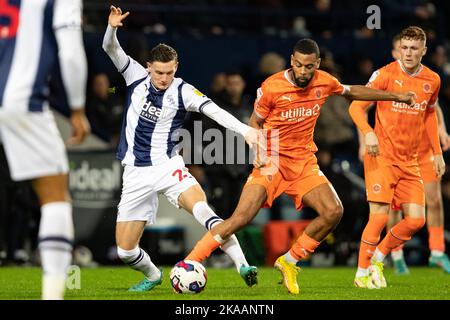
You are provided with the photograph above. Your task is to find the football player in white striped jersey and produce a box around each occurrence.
[0,0,90,299]
[103,5,261,291]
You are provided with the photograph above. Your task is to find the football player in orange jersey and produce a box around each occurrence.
[350,26,446,289]
[182,38,415,294]
[385,35,450,275]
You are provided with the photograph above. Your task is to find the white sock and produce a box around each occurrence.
[220,235,249,271]
[38,202,74,300]
[391,249,404,261]
[283,251,298,264]
[431,250,444,257]
[42,275,66,301]
[117,246,160,281]
[372,248,386,263]
[192,201,249,271]
[356,267,369,278]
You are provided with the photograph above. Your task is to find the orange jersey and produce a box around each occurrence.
[254,69,347,160]
[367,60,441,165]
[417,132,439,182]
[417,130,433,160]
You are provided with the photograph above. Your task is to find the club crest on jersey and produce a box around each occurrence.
[166,95,176,105]
[315,89,322,99]
[423,83,431,93]
[140,100,162,123]
[372,183,381,194]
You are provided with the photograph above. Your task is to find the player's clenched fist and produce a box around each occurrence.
[397,91,417,106]
[108,5,130,28]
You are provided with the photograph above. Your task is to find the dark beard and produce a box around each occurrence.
[294,76,312,88]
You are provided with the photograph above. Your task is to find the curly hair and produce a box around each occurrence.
[399,26,426,43]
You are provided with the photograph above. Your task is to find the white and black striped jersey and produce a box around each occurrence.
[117,55,214,166]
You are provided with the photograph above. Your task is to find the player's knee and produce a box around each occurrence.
[405,216,426,232]
[322,203,343,226]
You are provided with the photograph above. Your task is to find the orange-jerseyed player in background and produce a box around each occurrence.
[385,36,450,275]
[183,38,415,294]
[350,26,445,289]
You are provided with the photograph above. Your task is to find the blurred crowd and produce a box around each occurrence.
[82,0,448,40]
[1,0,450,266]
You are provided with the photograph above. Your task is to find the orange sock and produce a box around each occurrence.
[358,214,388,269]
[185,231,223,262]
[289,232,320,260]
[378,216,426,255]
[428,226,445,252]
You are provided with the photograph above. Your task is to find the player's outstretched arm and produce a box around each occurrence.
[102,5,130,71]
[201,103,265,152]
[344,85,416,105]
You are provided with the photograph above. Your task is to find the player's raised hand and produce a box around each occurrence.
[397,91,417,106]
[365,131,379,157]
[108,5,130,28]
[433,154,446,178]
[67,109,91,146]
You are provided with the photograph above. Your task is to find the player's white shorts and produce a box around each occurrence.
[0,109,68,181]
[117,155,198,224]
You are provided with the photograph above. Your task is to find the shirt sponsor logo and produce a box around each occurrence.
[280,104,321,121]
[140,101,162,122]
[391,100,428,112]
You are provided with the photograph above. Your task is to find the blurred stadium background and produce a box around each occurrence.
[1,0,450,271]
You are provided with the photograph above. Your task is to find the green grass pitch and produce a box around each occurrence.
[0,266,448,300]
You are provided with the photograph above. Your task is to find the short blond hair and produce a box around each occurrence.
[400,26,426,43]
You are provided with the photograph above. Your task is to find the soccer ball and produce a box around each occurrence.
[170,260,207,294]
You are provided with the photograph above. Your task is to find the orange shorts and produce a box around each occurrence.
[245,155,329,210]
[364,155,425,208]
[418,150,439,183]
